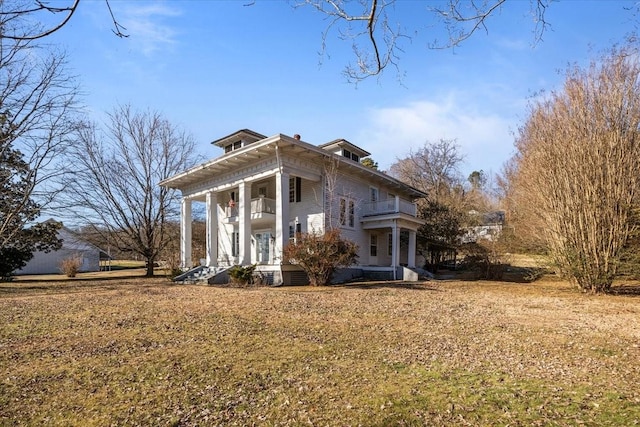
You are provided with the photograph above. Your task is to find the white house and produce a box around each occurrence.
[160,130,427,285]
[16,225,110,275]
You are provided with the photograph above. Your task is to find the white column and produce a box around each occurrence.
[395,195,400,213]
[180,198,192,269]
[408,230,417,268]
[391,221,399,280]
[238,181,252,265]
[205,191,218,267]
[275,171,290,264]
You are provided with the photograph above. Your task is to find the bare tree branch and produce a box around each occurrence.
[0,0,127,40]
[430,0,551,49]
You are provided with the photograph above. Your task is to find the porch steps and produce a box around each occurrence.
[173,266,229,284]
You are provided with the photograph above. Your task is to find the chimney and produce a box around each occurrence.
[293,134,301,140]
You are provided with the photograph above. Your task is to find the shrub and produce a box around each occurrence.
[458,242,507,280]
[59,255,83,277]
[228,264,257,286]
[283,228,359,286]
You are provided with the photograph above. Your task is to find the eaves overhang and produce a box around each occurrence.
[161,133,428,201]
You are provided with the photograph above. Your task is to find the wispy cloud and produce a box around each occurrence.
[120,3,182,56]
[357,94,516,175]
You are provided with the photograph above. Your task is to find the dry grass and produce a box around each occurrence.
[1,276,639,426]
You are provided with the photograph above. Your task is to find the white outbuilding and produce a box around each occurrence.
[15,225,110,275]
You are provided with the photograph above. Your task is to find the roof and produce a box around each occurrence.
[161,131,427,199]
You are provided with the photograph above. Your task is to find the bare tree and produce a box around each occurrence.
[508,44,640,293]
[0,10,80,268]
[390,138,464,205]
[61,105,198,277]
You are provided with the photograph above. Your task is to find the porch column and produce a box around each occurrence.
[275,171,290,264]
[407,230,417,268]
[391,221,400,280]
[205,191,218,266]
[239,181,252,265]
[180,198,192,269]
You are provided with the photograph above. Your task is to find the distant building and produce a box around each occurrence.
[461,210,505,243]
[15,225,111,275]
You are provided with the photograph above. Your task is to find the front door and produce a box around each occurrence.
[254,230,271,264]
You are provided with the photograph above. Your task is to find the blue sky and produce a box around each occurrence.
[45,0,637,179]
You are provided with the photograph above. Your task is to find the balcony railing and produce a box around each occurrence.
[224,197,276,218]
[362,197,417,217]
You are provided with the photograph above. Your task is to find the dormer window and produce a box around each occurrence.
[319,138,371,163]
[224,140,244,153]
[342,149,360,162]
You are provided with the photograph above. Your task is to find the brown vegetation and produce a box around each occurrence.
[1,277,639,425]
[506,45,640,293]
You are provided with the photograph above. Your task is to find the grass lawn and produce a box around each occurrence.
[1,276,639,426]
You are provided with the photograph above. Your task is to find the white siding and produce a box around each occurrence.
[15,228,102,275]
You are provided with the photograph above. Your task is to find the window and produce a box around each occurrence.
[289,222,302,243]
[224,141,243,154]
[258,186,267,197]
[370,187,379,203]
[370,234,378,257]
[232,231,240,257]
[388,232,393,256]
[339,197,355,228]
[289,176,301,203]
[343,149,351,159]
[348,200,355,227]
[352,154,360,162]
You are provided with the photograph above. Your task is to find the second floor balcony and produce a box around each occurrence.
[224,196,276,223]
[362,197,417,218]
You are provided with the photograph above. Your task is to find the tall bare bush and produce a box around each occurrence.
[510,45,640,293]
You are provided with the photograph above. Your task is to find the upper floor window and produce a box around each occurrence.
[342,149,360,162]
[339,197,355,228]
[370,187,379,203]
[224,140,244,153]
[289,176,301,203]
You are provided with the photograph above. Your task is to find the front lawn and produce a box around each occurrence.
[1,278,638,426]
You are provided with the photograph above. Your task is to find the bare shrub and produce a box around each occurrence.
[59,255,82,277]
[509,44,640,293]
[283,229,358,286]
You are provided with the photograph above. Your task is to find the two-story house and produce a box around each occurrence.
[160,130,427,285]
